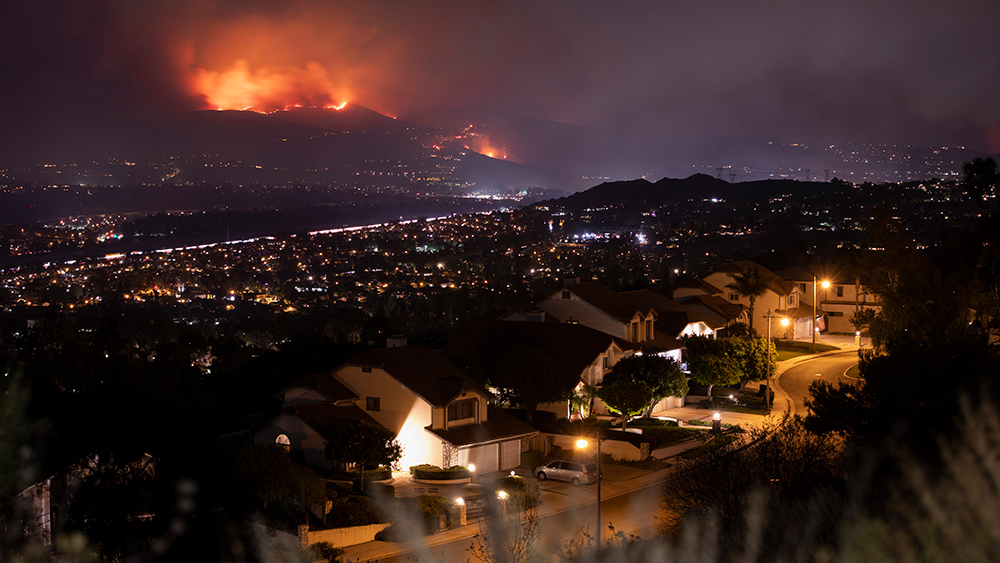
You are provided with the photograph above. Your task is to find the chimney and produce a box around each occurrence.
[562,277,580,286]
[386,335,408,348]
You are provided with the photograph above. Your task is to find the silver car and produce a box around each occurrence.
[532,459,600,486]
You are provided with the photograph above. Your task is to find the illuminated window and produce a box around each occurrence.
[275,434,291,451]
[447,399,476,421]
[366,397,380,411]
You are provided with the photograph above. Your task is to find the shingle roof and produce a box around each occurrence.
[442,319,636,391]
[424,406,538,447]
[284,402,381,442]
[343,346,487,407]
[282,372,359,403]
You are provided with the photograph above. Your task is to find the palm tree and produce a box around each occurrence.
[726,267,769,335]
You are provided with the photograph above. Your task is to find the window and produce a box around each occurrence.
[448,399,477,421]
[836,286,844,297]
[361,366,372,373]
[602,355,610,369]
[630,322,639,342]
[366,396,380,411]
[645,319,653,340]
[799,282,807,292]
[829,311,844,317]
[561,290,571,300]
[788,294,796,307]
[275,434,291,451]
[729,293,739,302]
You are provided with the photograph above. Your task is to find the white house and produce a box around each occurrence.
[255,346,537,474]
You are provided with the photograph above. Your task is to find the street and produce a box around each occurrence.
[382,477,666,563]
[778,351,860,416]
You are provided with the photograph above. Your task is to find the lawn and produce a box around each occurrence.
[775,340,840,361]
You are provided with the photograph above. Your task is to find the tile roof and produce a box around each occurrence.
[674,278,724,295]
[343,346,488,407]
[677,294,745,322]
[284,402,381,442]
[442,319,636,390]
[717,261,794,296]
[282,372,359,403]
[619,289,714,336]
[424,406,538,447]
[774,264,857,285]
[561,282,656,323]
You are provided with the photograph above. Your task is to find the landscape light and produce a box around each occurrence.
[497,490,508,500]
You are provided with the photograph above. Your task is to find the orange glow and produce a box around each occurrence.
[193,59,350,112]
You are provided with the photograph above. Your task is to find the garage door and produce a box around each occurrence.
[499,440,521,471]
[459,444,498,474]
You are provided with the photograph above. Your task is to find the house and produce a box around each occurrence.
[509,281,714,363]
[775,264,881,335]
[255,346,537,474]
[442,319,637,418]
[673,293,746,333]
[700,261,800,335]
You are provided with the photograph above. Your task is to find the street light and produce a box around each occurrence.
[813,276,830,353]
[763,309,789,409]
[576,434,602,546]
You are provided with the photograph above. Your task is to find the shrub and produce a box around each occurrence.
[326,495,383,528]
[520,449,544,470]
[409,464,471,480]
[310,541,343,562]
[329,466,392,482]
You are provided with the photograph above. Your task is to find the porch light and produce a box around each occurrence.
[455,497,465,505]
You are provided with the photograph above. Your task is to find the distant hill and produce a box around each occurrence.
[545,174,812,211]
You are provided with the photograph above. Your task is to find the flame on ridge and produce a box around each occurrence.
[193,59,350,113]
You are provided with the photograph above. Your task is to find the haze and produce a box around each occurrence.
[2,0,999,166]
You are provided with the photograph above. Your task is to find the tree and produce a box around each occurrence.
[603,355,688,417]
[324,420,402,488]
[469,475,541,563]
[725,267,769,335]
[736,336,776,387]
[597,380,653,429]
[685,336,743,398]
[961,156,999,204]
[490,344,570,423]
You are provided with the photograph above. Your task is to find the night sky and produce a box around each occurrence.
[2,0,999,165]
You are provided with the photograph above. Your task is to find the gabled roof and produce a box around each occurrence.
[558,282,657,324]
[425,406,538,447]
[443,319,637,391]
[283,402,381,442]
[281,372,359,403]
[343,345,487,407]
[676,294,745,323]
[674,278,723,296]
[619,289,714,336]
[716,261,794,296]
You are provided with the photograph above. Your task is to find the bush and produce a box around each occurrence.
[329,466,392,482]
[310,541,343,562]
[409,464,471,480]
[520,449,544,470]
[497,475,540,509]
[374,495,453,540]
[326,495,384,528]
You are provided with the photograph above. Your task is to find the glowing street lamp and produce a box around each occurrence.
[813,276,830,353]
[577,433,602,546]
[763,309,789,409]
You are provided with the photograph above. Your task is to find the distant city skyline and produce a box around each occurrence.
[2,0,1000,168]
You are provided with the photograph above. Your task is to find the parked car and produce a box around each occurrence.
[532,459,600,486]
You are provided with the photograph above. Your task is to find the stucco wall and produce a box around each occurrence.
[300,523,392,549]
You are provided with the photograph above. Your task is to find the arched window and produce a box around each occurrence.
[275,434,291,451]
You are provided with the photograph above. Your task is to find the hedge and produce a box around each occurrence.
[409,464,472,480]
